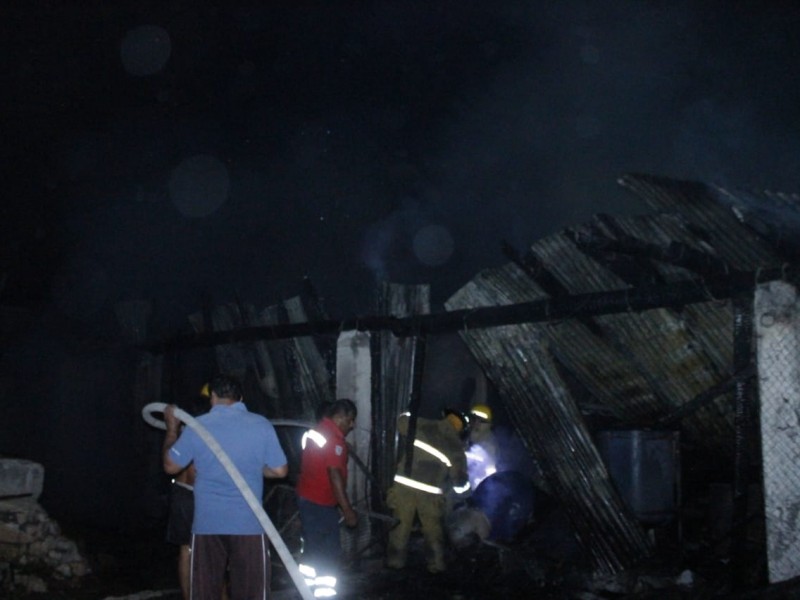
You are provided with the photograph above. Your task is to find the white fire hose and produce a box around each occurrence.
[142,402,314,600]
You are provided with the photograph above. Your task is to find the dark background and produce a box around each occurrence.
[2,1,800,532]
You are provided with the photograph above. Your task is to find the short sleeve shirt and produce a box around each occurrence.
[169,402,287,534]
[296,417,348,506]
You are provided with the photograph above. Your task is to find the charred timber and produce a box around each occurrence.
[502,241,609,341]
[143,266,799,353]
[650,364,756,428]
[501,240,570,297]
[732,292,756,587]
[572,228,732,278]
[402,333,427,475]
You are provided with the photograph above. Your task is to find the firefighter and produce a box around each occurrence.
[385,409,469,574]
[468,405,496,454]
[466,404,499,489]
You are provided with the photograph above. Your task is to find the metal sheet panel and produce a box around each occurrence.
[447,264,653,574]
[532,232,733,454]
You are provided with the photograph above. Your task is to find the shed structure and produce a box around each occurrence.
[143,173,800,585]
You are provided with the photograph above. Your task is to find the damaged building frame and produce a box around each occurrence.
[136,173,800,592]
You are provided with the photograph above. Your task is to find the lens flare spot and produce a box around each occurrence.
[412,224,454,267]
[120,25,172,76]
[168,155,230,218]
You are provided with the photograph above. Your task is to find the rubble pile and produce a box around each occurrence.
[0,458,90,595]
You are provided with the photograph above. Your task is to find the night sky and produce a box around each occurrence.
[3,2,800,527]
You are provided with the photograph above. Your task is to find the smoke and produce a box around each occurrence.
[12,1,800,325]
[7,0,800,537]
[466,442,497,490]
[413,224,455,267]
[360,199,456,287]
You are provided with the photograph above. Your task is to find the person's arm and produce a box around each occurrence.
[328,466,357,527]
[453,451,468,484]
[447,435,469,489]
[263,463,288,479]
[262,423,289,479]
[174,462,196,486]
[163,404,185,475]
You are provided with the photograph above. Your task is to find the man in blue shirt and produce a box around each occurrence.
[163,374,288,600]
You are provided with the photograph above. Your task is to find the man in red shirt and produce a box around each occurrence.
[296,399,358,597]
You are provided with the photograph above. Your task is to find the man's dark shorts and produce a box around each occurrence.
[166,483,193,545]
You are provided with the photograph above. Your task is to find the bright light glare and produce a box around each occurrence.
[466,443,497,490]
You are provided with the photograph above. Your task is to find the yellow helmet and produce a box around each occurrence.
[470,404,492,423]
[200,383,210,398]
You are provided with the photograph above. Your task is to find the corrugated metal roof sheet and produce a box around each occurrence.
[618,174,780,268]
[533,228,733,455]
[447,173,795,575]
[447,263,654,574]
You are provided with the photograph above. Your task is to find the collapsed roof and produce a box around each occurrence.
[445,173,794,574]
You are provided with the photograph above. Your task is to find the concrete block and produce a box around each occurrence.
[0,459,44,501]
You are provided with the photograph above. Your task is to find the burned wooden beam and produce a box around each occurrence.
[572,217,668,286]
[650,364,756,428]
[732,291,757,587]
[142,266,799,354]
[502,240,607,339]
[501,240,569,297]
[402,332,427,475]
[571,220,732,279]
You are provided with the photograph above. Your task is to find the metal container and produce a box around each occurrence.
[596,430,680,525]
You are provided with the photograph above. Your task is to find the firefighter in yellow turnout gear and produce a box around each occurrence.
[386,410,468,574]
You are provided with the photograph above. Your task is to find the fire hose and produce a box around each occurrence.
[141,402,315,600]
